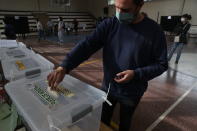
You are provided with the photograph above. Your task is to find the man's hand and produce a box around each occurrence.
[114,70,135,84]
[47,66,67,90]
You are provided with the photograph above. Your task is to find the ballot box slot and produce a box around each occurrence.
[71,104,93,123]
[25,69,41,79]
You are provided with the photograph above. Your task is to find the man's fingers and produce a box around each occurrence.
[53,82,58,89]
[57,74,64,84]
[114,78,125,83]
[47,67,67,90]
[114,74,129,83]
[114,76,125,82]
[116,71,126,76]
[50,72,58,88]
[48,73,54,87]
[53,73,64,88]
[115,71,126,80]
[114,70,134,84]
[47,72,53,82]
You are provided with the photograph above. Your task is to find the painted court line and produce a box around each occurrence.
[145,81,197,131]
[79,59,101,66]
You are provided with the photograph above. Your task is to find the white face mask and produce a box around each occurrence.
[181,17,186,22]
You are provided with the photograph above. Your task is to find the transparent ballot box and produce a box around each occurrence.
[0,40,18,48]
[5,72,106,131]
[1,54,54,81]
[0,46,34,60]
[0,40,26,48]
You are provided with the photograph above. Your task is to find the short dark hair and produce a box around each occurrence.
[134,0,144,5]
[182,14,192,20]
[59,17,63,21]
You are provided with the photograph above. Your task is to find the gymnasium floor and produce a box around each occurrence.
[18,33,197,131]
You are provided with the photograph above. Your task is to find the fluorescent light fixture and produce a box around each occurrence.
[108,0,151,5]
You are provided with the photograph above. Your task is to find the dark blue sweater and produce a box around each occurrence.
[60,16,168,98]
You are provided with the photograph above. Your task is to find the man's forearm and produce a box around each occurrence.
[134,62,168,82]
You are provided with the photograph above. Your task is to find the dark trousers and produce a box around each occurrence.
[38,30,45,41]
[168,42,184,63]
[101,94,142,131]
[74,27,78,35]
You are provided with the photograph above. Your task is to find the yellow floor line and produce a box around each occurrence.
[48,56,59,63]
[110,121,119,130]
[79,59,101,66]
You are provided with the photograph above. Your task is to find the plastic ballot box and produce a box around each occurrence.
[5,71,106,131]
[17,42,27,48]
[0,40,26,48]
[1,53,54,81]
[0,40,19,48]
[0,41,28,60]
[0,46,34,60]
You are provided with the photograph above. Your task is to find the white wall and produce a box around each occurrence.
[142,0,183,22]
[87,0,108,18]
[0,0,110,19]
[0,0,89,12]
[0,0,38,11]
[142,0,197,25]
[0,0,196,24]
[85,0,197,25]
[182,0,197,25]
